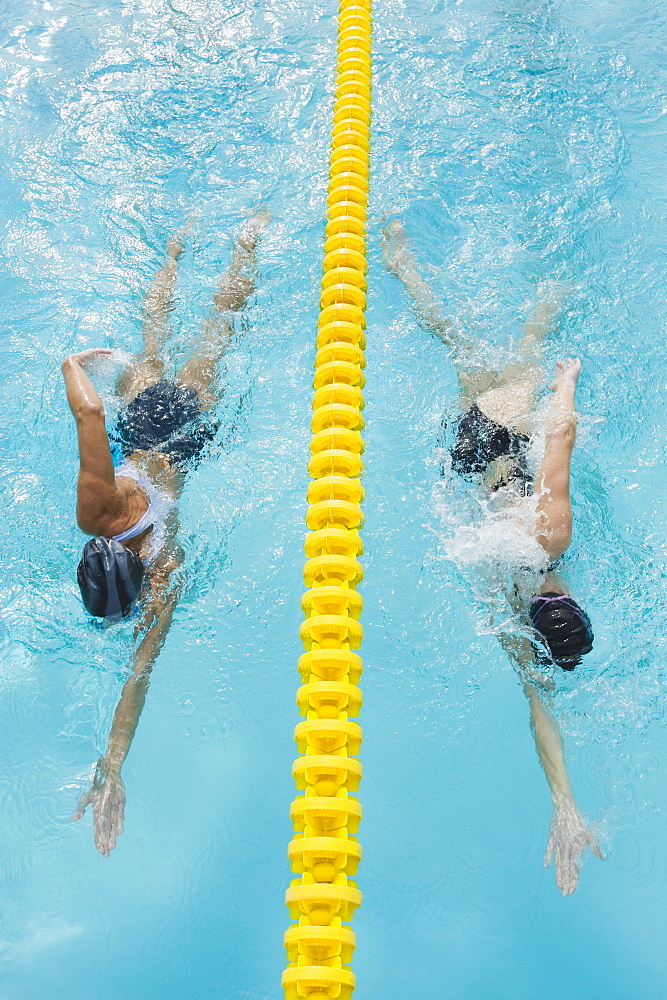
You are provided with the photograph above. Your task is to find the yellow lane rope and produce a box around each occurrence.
[282,2,372,999]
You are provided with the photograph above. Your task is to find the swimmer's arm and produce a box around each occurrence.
[523,680,602,894]
[500,630,601,892]
[399,268,455,345]
[523,681,573,801]
[62,349,113,430]
[103,622,168,772]
[73,540,184,856]
[500,634,570,785]
[105,557,184,772]
[62,350,117,528]
[72,584,181,856]
[534,360,579,561]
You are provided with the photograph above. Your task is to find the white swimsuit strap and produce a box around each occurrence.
[112,460,176,564]
[112,460,154,542]
[111,505,154,543]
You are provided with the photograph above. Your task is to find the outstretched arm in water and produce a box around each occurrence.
[500,631,602,894]
[523,678,603,895]
[498,616,602,896]
[72,548,184,856]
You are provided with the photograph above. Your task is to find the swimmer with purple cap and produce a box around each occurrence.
[384,219,602,895]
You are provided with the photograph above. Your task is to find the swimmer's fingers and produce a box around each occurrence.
[547,832,579,896]
[544,835,577,895]
[237,207,272,252]
[586,825,604,861]
[71,785,95,822]
[381,216,407,241]
[93,806,113,858]
[109,778,125,843]
[559,842,581,896]
[381,217,411,275]
[92,772,126,857]
[71,757,106,821]
[544,832,555,869]
[546,803,602,895]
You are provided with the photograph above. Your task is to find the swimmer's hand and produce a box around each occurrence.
[544,795,603,895]
[67,348,114,367]
[549,357,581,392]
[71,756,125,858]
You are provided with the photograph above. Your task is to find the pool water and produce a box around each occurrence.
[1,1,666,997]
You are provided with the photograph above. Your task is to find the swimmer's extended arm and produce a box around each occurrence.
[73,550,184,856]
[523,679,573,799]
[107,564,183,770]
[523,680,602,895]
[499,629,601,893]
[62,349,118,532]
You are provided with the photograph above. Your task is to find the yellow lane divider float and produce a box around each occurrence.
[282,2,372,999]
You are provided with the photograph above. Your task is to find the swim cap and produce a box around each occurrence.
[529,592,594,670]
[77,537,144,620]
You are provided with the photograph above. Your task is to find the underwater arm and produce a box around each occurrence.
[109,572,183,768]
[523,680,602,895]
[73,555,183,856]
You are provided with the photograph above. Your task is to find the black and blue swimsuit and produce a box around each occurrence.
[112,380,217,471]
[450,404,531,490]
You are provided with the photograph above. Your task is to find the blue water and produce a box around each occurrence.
[1,1,666,997]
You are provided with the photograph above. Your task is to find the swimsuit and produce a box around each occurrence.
[450,404,531,489]
[112,380,218,472]
[107,381,214,563]
[111,460,176,564]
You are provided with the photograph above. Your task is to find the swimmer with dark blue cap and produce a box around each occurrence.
[77,537,144,623]
[384,220,601,895]
[63,211,270,855]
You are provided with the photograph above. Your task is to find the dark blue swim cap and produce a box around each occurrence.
[529,592,594,670]
[77,537,144,620]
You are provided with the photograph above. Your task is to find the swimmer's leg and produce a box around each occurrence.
[475,286,570,431]
[382,219,476,352]
[534,359,580,562]
[491,285,570,389]
[518,283,571,360]
[116,233,186,404]
[175,209,271,410]
[382,219,499,406]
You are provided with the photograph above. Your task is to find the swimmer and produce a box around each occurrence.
[384,218,601,895]
[63,210,271,856]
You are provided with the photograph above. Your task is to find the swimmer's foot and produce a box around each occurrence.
[381,217,413,276]
[166,233,187,260]
[536,279,574,308]
[550,357,581,393]
[237,207,272,252]
[208,209,271,312]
